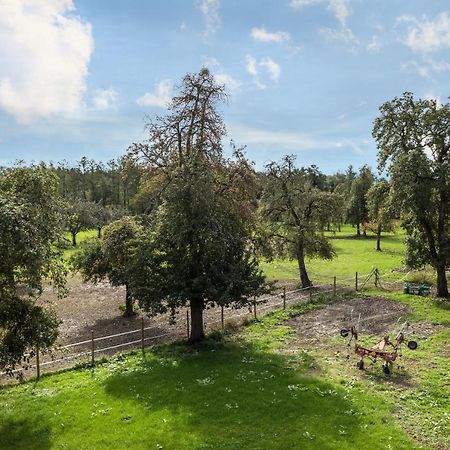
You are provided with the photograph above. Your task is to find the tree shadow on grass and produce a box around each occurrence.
[103,338,413,450]
[0,417,52,450]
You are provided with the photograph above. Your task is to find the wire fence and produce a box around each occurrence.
[1,269,407,382]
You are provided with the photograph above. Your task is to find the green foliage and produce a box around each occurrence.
[346,165,374,235]
[0,165,66,371]
[71,217,145,316]
[127,69,266,340]
[260,155,336,287]
[373,92,450,297]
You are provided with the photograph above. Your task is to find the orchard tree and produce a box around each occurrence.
[65,198,96,246]
[373,92,450,298]
[366,180,395,251]
[127,68,266,342]
[260,156,335,288]
[0,166,66,372]
[347,165,374,237]
[71,217,144,317]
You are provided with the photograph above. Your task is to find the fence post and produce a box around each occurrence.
[186,310,190,340]
[253,297,257,320]
[309,287,312,302]
[374,268,379,287]
[141,317,145,357]
[355,272,358,291]
[333,276,337,297]
[283,286,286,310]
[36,341,40,380]
[91,330,95,366]
[221,305,224,330]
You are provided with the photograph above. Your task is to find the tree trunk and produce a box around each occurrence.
[124,284,135,317]
[338,223,341,232]
[436,264,449,298]
[326,223,330,232]
[356,223,361,237]
[97,226,102,239]
[71,232,77,247]
[189,297,205,342]
[363,228,367,237]
[296,243,312,288]
[376,223,382,251]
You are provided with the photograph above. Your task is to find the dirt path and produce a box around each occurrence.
[5,276,311,380]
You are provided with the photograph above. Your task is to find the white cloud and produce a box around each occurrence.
[399,13,450,78]
[290,0,351,27]
[366,35,381,53]
[214,73,242,92]
[245,56,259,77]
[203,57,242,92]
[260,57,281,80]
[245,55,281,88]
[196,0,221,37]
[399,12,450,54]
[319,26,358,45]
[289,0,322,9]
[328,0,351,28]
[137,80,172,108]
[93,88,118,110]
[229,124,316,150]
[0,0,93,123]
[251,26,291,43]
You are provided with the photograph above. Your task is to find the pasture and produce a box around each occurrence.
[1,227,449,449]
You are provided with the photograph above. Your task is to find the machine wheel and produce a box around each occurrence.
[357,360,364,370]
[383,364,390,375]
[340,329,349,338]
[407,340,418,350]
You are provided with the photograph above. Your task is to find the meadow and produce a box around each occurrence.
[4,225,445,449]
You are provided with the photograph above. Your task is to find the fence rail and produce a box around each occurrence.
[2,269,398,381]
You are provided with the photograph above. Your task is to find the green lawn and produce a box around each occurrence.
[62,229,98,261]
[261,225,407,284]
[0,300,419,450]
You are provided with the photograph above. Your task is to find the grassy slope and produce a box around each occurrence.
[2,295,435,450]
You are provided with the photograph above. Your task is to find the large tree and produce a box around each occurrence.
[373,92,450,298]
[366,180,395,251]
[0,166,66,373]
[260,156,336,288]
[71,216,144,317]
[346,165,374,237]
[127,68,266,342]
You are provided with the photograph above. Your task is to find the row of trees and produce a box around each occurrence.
[1,69,449,374]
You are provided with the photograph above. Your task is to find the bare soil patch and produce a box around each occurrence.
[288,296,411,343]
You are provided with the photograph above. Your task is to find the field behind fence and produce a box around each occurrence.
[1,269,408,382]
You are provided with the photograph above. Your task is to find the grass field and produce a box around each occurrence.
[261,225,407,284]
[12,225,444,448]
[2,290,449,449]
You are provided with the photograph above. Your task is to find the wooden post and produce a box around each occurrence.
[355,272,358,291]
[253,298,257,320]
[141,317,145,357]
[186,310,190,340]
[283,286,286,310]
[333,276,337,297]
[309,287,312,302]
[221,305,224,330]
[91,330,95,366]
[375,268,379,287]
[36,341,40,380]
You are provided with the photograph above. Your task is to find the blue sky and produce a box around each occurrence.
[0,1,449,173]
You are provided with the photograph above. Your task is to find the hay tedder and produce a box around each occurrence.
[340,319,418,375]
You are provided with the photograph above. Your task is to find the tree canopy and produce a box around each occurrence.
[373,92,450,298]
[260,155,336,287]
[0,166,66,372]
[127,68,266,341]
